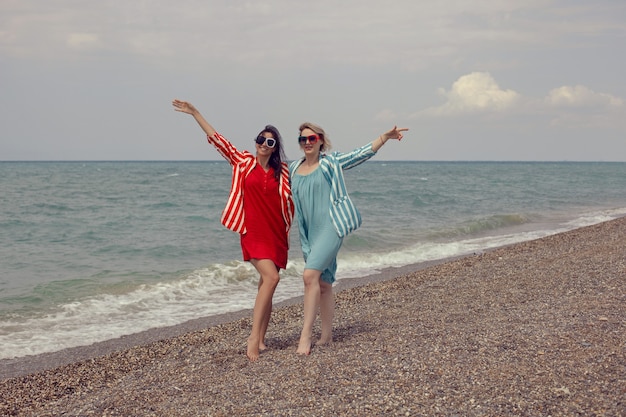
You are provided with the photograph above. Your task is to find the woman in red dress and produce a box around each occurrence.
[172,99,294,361]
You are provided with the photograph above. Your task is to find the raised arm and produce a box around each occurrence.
[172,99,248,165]
[172,99,217,137]
[371,126,408,153]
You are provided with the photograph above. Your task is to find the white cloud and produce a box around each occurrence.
[407,73,626,133]
[544,85,626,130]
[414,72,520,117]
[0,0,602,70]
[545,85,624,109]
[66,33,100,50]
[1,1,625,161]
[374,109,398,123]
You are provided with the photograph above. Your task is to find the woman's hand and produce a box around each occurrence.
[172,99,217,137]
[382,126,409,142]
[373,125,409,152]
[172,99,198,115]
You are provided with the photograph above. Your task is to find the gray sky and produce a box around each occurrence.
[2,0,625,161]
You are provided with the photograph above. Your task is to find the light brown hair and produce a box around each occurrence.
[299,122,332,153]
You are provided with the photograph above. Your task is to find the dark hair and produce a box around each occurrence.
[258,124,286,181]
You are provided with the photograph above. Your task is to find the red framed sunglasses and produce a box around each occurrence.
[298,134,320,145]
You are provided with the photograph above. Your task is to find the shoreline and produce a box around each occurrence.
[1,217,624,416]
[0,253,463,381]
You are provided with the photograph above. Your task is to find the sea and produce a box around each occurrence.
[1,160,625,360]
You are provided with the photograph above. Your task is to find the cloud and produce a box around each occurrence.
[1,1,625,161]
[406,72,626,132]
[545,85,624,109]
[544,85,626,129]
[414,72,520,117]
[0,1,600,70]
[66,33,100,50]
[374,109,399,123]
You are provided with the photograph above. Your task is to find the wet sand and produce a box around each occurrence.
[1,217,625,416]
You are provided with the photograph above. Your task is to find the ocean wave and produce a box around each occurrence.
[337,207,626,280]
[1,207,624,360]
[0,260,304,360]
[426,213,534,239]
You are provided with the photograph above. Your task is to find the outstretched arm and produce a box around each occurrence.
[172,99,247,165]
[172,99,217,137]
[371,126,408,153]
[336,125,409,170]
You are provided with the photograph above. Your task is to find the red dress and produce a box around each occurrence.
[240,164,289,269]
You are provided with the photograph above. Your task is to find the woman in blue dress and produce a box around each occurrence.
[290,122,408,355]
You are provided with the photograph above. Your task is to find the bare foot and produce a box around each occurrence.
[247,337,260,361]
[259,342,267,351]
[296,336,311,355]
[317,335,332,346]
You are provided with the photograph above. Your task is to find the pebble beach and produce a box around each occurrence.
[1,216,625,416]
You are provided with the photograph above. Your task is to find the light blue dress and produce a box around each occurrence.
[291,167,343,284]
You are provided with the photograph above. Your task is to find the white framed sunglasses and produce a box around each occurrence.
[255,136,276,148]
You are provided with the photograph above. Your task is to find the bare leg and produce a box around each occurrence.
[258,294,272,351]
[247,259,280,361]
[297,269,322,355]
[317,280,334,345]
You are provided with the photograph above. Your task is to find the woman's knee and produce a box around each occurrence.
[252,260,280,287]
[262,271,280,287]
[302,269,321,287]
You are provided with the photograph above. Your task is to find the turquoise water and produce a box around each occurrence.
[1,160,625,359]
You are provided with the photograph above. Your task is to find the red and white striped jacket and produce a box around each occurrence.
[208,132,294,235]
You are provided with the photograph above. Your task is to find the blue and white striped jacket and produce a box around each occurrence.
[290,142,376,238]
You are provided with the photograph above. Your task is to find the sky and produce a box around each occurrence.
[1,0,625,161]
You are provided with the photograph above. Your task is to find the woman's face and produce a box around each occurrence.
[299,128,323,156]
[255,131,277,156]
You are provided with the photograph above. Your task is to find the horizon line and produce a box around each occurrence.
[1,159,625,163]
